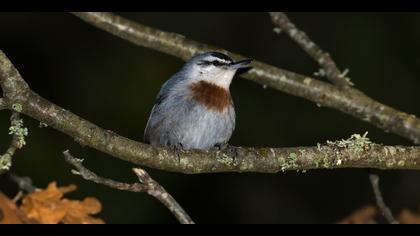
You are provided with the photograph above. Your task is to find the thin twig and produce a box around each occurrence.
[269,12,351,88]
[7,172,37,193]
[63,150,194,224]
[70,12,420,144]
[369,173,398,224]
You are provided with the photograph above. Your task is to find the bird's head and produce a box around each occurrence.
[183,52,252,89]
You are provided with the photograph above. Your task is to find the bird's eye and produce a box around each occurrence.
[212,61,220,66]
[197,60,226,67]
[197,60,211,66]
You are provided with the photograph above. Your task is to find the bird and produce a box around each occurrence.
[144,52,252,150]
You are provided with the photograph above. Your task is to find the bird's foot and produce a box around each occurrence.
[213,143,237,158]
[170,143,185,163]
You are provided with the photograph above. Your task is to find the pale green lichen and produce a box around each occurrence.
[344,77,354,86]
[39,122,48,128]
[0,153,12,171]
[317,143,322,152]
[71,169,81,175]
[12,103,23,112]
[289,29,298,37]
[322,157,332,168]
[273,27,282,34]
[398,160,406,167]
[281,152,299,172]
[9,118,28,148]
[303,77,312,86]
[279,75,288,82]
[314,68,326,77]
[386,158,397,167]
[313,132,372,169]
[289,153,298,162]
[314,158,321,168]
[338,68,355,86]
[216,153,235,166]
[326,132,371,152]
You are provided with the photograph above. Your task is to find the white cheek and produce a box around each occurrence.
[204,70,235,89]
[217,70,236,88]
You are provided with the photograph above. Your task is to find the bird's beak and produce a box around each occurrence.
[230,58,253,70]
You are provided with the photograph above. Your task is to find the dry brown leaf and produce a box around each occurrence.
[19,181,104,224]
[24,182,76,203]
[0,192,38,224]
[338,205,378,224]
[61,198,104,224]
[398,209,420,224]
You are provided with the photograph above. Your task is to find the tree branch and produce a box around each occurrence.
[369,174,398,224]
[269,12,352,88]
[0,17,420,173]
[71,12,420,144]
[63,150,194,224]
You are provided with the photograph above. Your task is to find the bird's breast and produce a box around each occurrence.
[189,80,232,112]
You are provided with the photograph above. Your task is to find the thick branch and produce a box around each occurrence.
[269,12,351,88]
[71,12,420,144]
[63,150,194,224]
[0,50,420,173]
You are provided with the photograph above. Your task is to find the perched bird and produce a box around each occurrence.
[144,52,252,150]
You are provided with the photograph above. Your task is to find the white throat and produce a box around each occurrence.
[201,70,235,89]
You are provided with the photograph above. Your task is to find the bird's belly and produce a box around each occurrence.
[170,105,234,150]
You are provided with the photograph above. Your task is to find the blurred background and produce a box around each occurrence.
[1,12,420,223]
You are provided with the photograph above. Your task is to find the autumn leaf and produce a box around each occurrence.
[398,209,420,224]
[338,205,420,224]
[19,181,104,224]
[337,205,378,224]
[0,192,38,224]
[61,197,104,224]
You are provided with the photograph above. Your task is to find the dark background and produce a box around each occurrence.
[1,12,420,223]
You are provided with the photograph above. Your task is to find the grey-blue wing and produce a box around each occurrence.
[143,73,185,143]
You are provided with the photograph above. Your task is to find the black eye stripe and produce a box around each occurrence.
[197,60,228,67]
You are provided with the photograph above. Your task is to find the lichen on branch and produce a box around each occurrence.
[0,112,28,171]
